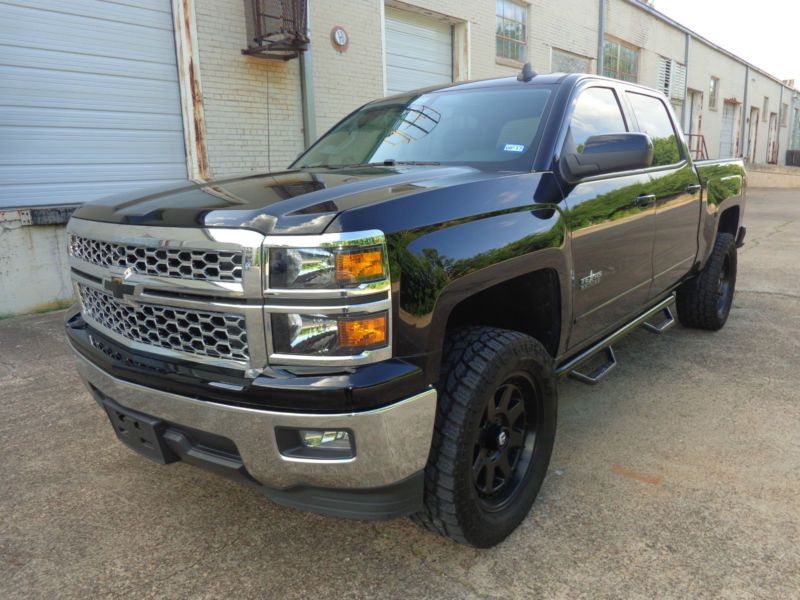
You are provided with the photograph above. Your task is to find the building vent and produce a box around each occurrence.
[243,0,309,60]
[658,56,686,102]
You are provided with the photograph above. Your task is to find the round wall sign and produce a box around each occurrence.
[331,26,349,52]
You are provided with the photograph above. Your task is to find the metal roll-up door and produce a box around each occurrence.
[384,7,452,96]
[0,0,188,208]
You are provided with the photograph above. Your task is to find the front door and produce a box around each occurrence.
[625,90,701,296]
[686,90,704,158]
[719,101,737,158]
[561,86,656,348]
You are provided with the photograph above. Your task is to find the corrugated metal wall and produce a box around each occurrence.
[0,0,188,208]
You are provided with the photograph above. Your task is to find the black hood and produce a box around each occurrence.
[72,166,506,235]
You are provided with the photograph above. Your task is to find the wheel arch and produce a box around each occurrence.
[423,249,570,381]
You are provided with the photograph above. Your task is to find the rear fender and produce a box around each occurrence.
[695,159,746,269]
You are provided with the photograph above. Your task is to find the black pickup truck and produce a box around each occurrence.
[65,69,745,548]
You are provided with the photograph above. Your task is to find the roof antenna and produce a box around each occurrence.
[517,62,537,82]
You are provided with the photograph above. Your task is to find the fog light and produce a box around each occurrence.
[275,427,356,460]
[300,429,351,450]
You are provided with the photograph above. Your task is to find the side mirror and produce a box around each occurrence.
[560,133,654,184]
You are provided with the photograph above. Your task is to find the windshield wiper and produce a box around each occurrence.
[367,159,441,167]
[300,159,440,169]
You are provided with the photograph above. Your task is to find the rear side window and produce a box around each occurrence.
[564,87,627,155]
[626,92,682,166]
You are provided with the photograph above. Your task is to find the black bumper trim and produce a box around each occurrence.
[260,472,424,521]
[66,309,426,414]
[736,224,747,248]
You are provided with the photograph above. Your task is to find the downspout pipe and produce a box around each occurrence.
[299,0,316,148]
[741,66,749,160]
[682,33,690,131]
[597,0,605,75]
[777,84,784,164]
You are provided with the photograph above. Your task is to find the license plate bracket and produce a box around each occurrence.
[101,397,177,465]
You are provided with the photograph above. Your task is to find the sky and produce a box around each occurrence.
[654,0,800,86]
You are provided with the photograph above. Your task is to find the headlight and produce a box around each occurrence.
[269,242,387,289]
[264,231,392,366]
[271,312,388,356]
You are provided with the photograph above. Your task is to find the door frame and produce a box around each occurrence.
[747,106,759,163]
[766,112,779,164]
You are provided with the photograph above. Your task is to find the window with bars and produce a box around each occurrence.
[496,0,527,63]
[657,56,686,101]
[602,38,639,83]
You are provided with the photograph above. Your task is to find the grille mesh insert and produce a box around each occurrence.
[79,285,249,362]
[69,234,244,282]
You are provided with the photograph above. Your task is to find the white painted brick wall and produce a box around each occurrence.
[194,0,305,177]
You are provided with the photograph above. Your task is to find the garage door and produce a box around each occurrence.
[384,7,452,95]
[719,101,737,158]
[0,0,188,208]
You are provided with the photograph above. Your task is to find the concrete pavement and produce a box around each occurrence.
[1,188,798,599]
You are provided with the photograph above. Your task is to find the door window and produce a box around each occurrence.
[626,92,682,166]
[564,87,627,155]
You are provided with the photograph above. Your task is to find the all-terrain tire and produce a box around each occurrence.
[411,327,557,548]
[676,233,737,330]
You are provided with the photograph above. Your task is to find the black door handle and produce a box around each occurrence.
[686,184,701,194]
[636,193,656,208]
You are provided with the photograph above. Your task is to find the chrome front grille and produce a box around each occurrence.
[68,234,244,282]
[79,285,249,362]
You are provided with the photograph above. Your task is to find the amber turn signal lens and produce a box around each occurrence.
[338,315,388,349]
[336,249,385,284]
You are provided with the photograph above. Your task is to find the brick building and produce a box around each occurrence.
[0,0,795,314]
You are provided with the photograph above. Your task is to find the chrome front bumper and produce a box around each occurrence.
[72,349,437,490]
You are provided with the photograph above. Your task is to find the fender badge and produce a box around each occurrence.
[579,269,603,290]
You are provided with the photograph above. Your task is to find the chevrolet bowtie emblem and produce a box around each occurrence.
[104,268,136,300]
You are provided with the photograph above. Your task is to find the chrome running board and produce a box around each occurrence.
[569,346,617,385]
[641,305,676,334]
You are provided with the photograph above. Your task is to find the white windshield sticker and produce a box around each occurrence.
[503,144,525,153]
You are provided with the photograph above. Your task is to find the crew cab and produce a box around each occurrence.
[64,68,745,548]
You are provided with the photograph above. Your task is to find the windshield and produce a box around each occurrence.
[294,85,553,171]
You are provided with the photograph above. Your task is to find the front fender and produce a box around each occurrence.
[388,206,570,382]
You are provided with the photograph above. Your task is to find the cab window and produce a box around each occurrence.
[626,92,683,166]
[564,87,628,155]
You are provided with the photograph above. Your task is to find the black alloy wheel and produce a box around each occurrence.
[472,374,539,511]
[676,232,737,331]
[412,327,558,548]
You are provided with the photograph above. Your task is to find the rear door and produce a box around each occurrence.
[624,90,701,297]
[560,85,656,349]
